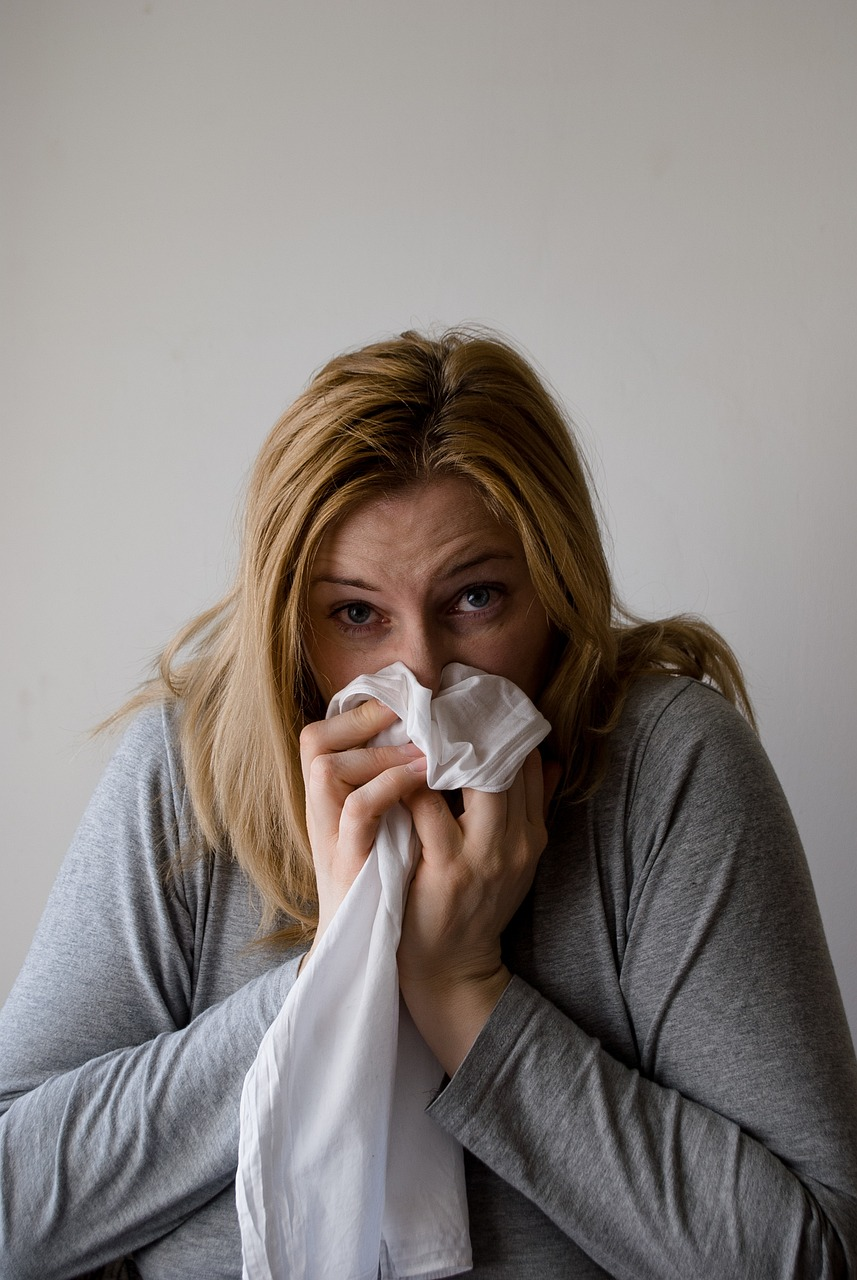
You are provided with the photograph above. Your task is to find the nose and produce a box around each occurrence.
[399,622,452,697]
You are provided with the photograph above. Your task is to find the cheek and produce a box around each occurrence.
[305,633,393,702]
[508,616,555,699]
[304,635,351,702]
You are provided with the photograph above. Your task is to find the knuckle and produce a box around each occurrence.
[443,866,471,902]
[422,788,450,815]
[341,787,370,822]
[299,721,323,754]
[308,753,338,787]
[357,697,395,731]
[352,697,380,726]
[339,795,381,844]
[479,854,506,885]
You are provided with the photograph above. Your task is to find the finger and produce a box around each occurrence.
[300,698,398,767]
[496,751,548,832]
[309,747,427,844]
[307,747,425,847]
[521,750,546,827]
[405,786,464,861]
[541,759,563,820]
[338,760,429,852]
[313,760,426,929]
[308,742,425,794]
[494,759,528,831]
[458,785,509,842]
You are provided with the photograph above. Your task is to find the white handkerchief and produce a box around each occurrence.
[237,663,551,1280]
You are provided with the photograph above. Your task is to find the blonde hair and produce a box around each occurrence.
[121,328,753,940]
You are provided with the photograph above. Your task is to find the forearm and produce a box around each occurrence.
[400,965,513,1076]
[0,960,298,1280]
[429,978,857,1280]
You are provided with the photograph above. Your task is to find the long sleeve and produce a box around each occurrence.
[0,707,301,1279]
[429,678,857,1278]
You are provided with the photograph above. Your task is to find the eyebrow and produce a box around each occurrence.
[311,550,517,591]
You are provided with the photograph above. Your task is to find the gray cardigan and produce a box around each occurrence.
[1,676,856,1278]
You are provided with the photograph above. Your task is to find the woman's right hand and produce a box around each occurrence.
[298,697,428,963]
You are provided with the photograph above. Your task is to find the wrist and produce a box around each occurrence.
[401,964,512,1076]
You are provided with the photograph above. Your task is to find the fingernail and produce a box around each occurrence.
[406,755,428,773]
[400,743,422,758]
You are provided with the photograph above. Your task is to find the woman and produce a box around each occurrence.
[1,329,856,1278]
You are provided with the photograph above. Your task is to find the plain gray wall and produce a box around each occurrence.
[2,0,855,1043]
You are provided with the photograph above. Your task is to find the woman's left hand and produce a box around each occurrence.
[398,750,560,1075]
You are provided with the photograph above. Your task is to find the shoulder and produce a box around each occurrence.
[94,701,189,841]
[107,700,185,790]
[608,674,772,804]
[97,706,261,953]
[44,701,201,930]
[612,672,755,755]
[594,675,797,881]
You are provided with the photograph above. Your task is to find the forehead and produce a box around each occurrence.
[312,477,522,574]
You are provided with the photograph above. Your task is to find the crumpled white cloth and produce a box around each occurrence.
[236,662,551,1280]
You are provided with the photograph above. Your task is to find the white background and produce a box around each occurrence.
[2,0,855,1042]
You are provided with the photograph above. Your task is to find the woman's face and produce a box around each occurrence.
[306,476,554,703]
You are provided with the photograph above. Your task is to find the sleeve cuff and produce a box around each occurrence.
[426,975,547,1130]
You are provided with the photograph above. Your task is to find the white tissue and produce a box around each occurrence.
[237,662,550,1280]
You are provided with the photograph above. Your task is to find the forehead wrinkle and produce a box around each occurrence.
[310,476,524,590]
[312,549,517,592]
[312,538,521,592]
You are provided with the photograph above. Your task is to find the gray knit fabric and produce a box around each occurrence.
[1,676,856,1278]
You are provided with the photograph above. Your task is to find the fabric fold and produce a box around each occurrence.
[236,662,551,1280]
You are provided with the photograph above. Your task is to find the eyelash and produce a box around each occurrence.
[330,583,506,637]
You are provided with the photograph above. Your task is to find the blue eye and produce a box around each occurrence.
[463,586,492,610]
[344,602,373,625]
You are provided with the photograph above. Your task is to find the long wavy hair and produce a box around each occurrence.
[119,328,752,940]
